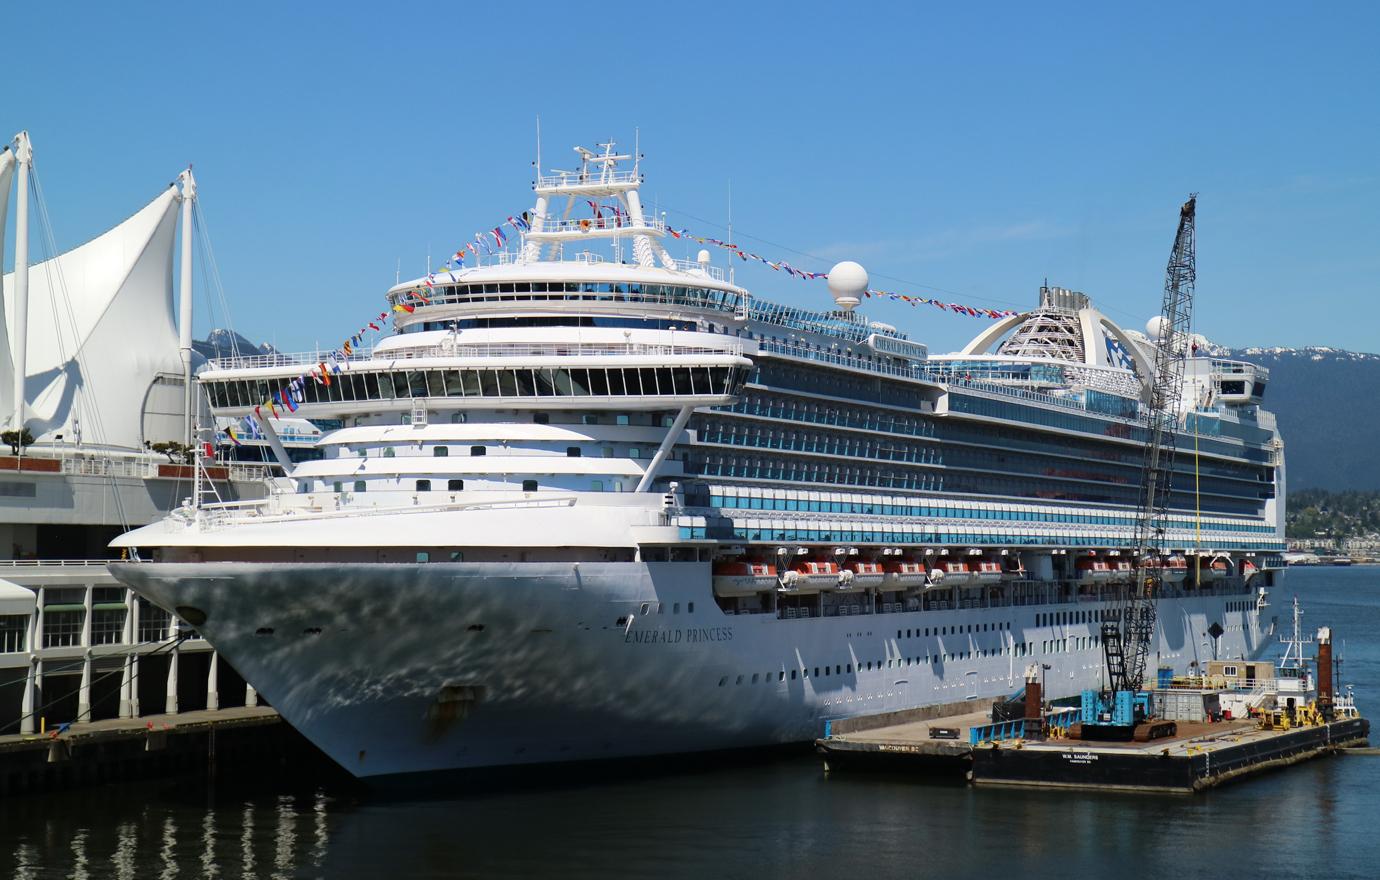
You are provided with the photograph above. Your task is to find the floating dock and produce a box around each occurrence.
[818,711,1370,794]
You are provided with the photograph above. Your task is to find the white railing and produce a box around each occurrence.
[186,493,579,531]
[531,217,666,236]
[206,340,747,371]
[0,559,117,567]
[12,448,271,483]
[535,169,641,189]
[758,340,923,381]
[669,259,725,280]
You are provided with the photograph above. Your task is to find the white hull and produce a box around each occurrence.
[113,561,1271,779]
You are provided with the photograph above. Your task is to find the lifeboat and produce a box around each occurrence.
[939,560,977,586]
[1239,558,1259,581]
[1074,556,1112,585]
[1109,558,1134,584]
[975,559,1004,584]
[1162,555,1188,585]
[883,559,931,590]
[839,561,885,592]
[778,559,840,594]
[1198,555,1231,583]
[712,560,777,597]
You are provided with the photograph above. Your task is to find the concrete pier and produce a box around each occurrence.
[0,706,301,796]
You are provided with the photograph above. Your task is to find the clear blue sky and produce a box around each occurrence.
[5,2,1378,356]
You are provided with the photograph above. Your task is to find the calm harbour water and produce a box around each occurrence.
[4,566,1380,879]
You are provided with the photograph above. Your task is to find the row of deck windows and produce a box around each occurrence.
[676,523,1282,553]
[949,394,1273,465]
[704,491,1276,534]
[697,419,1266,502]
[206,366,746,409]
[688,451,1264,516]
[752,362,927,409]
[722,392,1270,485]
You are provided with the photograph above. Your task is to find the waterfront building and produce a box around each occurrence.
[0,133,262,732]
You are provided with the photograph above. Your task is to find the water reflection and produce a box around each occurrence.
[0,568,1376,879]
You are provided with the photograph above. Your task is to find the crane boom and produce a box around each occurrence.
[1102,195,1197,694]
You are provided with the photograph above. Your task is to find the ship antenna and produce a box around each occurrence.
[395,258,400,285]
[535,114,542,177]
[727,179,734,286]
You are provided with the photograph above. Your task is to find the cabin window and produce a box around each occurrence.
[471,446,486,456]
[434,447,449,457]
[416,552,430,563]
[416,480,431,492]
[616,414,630,425]
[1223,665,1238,677]
[522,479,538,492]
[591,481,604,492]
[448,479,464,491]
[333,482,342,493]
[567,447,581,457]
[449,551,464,562]
[583,414,600,425]
[533,412,549,424]
[628,447,641,459]
[353,481,366,493]
[383,448,395,458]
[450,412,467,423]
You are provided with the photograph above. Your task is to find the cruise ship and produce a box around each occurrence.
[110,142,1284,778]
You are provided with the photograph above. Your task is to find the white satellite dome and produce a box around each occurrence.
[1146,315,1170,342]
[827,261,868,311]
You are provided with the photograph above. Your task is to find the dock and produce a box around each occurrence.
[818,710,1370,793]
[0,706,307,796]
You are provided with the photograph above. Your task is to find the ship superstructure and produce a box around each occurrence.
[111,143,1282,778]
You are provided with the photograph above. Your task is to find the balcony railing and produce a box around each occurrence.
[535,169,641,189]
[205,339,749,372]
[2,448,272,483]
[529,217,666,236]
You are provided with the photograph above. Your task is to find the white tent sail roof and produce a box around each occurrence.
[0,150,14,414]
[1,185,184,450]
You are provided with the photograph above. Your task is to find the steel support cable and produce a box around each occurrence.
[193,200,243,360]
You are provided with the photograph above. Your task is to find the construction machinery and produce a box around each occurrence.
[1076,195,1197,741]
